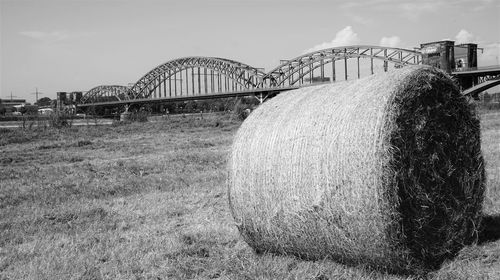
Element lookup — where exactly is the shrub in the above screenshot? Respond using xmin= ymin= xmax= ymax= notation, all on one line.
xmin=49 ymin=113 xmax=72 ymax=129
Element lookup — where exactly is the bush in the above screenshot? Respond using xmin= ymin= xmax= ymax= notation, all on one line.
xmin=125 ymin=110 xmax=149 ymax=122
xmin=49 ymin=113 xmax=72 ymax=129
xmin=233 ymin=99 xmax=254 ymax=121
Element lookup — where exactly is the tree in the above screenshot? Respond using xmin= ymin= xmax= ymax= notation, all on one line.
xmin=37 ymin=97 xmax=52 ymax=106
xmin=17 ymin=105 xmax=36 ymax=115
xmin=483 ymin=92 xmax=491 ymax=103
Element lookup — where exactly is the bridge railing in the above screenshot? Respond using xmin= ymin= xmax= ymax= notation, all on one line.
xmin=453 ymin=65 xmax=500 ymax=73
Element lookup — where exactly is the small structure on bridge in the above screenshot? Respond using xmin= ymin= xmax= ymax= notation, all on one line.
xmin=420 ymin=40 xmax=457 ymax=73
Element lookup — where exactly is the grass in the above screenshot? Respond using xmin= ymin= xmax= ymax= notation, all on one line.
xmin=0 ymin=111 xmax=499 ymax=279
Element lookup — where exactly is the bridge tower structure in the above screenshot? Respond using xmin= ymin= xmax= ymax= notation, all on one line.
xmin=420 ymin=40 xmax=456 ymax=73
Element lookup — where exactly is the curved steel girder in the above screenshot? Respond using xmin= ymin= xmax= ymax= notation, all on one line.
xmin=80 ymin=85 xmax=132 ymax=104
xmin=462 ymin=77 xmax=500 ymax=97
xmin=130 ymin=57 xmax=266 ymax=99
xmin=146 ymin=65 xmax=249 ymax=97
xmin=478 ymin=74 xmax=500 ymax=83
xmin=263 ymin=45 xmax=423 ymax=87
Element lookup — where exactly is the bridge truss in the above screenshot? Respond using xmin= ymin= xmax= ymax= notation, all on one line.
xmin=80 ymin=85 xmax=132 ymax=104
xmin=79 ymin=46 xmax=427 ymax=106
xmin=263 ymin=46 xmax=423 ymax=87
xmin=129 ymin=57 xmax=266 ymax=99
xmin=477 ymin=73 xmax=500 ymax=84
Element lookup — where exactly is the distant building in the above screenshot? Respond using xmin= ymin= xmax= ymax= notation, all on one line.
xmin=0 ymin=98 xmax=27 ymax=115
xmin=0 ymin=98 xmax=26 ymax=106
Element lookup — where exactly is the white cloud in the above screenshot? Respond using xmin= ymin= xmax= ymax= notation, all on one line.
xmin=379 ymin=36 xmax=402 ymax=48
xmin=478 ymin=42 xmax=500 ymax=66
xmin=467 ymin=0 xmax=495 ymax=11
xmin=304 ymin=26 xmax=361 ymax=54
xmin=339 ymin=2 xmax=362 ymax=9
xmin=340 ymin=0 xmax=495 ymax=16
xmin=398 ymin=2 xmax=442 ymax=21
xmin=455 ymin=29 xmax=476 ymax=44
xmin=350 ymin=15 xmax=372 ymax=25
xmin=19 ymin=30 xmax=95 ymax=52
xmin=20 ymin=31 xmax=70 ymax=42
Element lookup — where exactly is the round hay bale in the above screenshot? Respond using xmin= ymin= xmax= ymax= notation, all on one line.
xmin=228 ymin=66 xmax=485 ymax=273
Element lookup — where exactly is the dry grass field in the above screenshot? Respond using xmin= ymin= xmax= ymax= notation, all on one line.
xmin=1 ymin=111 xmax=499 ymax=280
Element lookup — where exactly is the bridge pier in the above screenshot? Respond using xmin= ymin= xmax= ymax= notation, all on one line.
xmin=456 ymin=75 xmax=479 ymax=91
xmin=254 ymin=93 xmax=268 ymax=104
xmin=120 ymin=105 xmax=131 ymax=121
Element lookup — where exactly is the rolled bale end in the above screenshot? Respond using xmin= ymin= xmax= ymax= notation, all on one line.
xmin=227 ymin=66 xmax=485 ymax=274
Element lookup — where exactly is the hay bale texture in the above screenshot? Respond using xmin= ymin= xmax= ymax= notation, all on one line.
xmin=228 ymin=66 xmax=485 ymax=273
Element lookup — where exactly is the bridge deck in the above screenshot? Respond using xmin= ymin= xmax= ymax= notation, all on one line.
xmin=77 ymin=86 xmax=299 ymax=107
xmin=452 ymin=65 xmax=500 ymax=76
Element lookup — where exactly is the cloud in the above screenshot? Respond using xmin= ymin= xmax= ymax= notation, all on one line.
xmin=304 ymin=26 xmax=361 ymax=54
xmin=398 ymin=2 xmax=442 ymax=21
xmin=379 ymin=36 xmax=402 ymax=48
xmin=350 ymin=15 xmax=372 ymax=25
xmin=339 ymin=2 xmax=362 ymax=9
xmin=340 ymin=0 xmax=443 ymax=20
xmin=20 ymin=31 xmax=70 ymax=42
xmin=19 ymin=31 xmax=95 ymax=47
xmin=466 ymin=0 xmax=495 ymax=11
xmin=478 ymin=42 xmax=500 ymax=66
xmin=455 ymin=29 xmax=476 ymax=44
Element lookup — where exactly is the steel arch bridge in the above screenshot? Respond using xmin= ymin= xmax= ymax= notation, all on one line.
xmin=80 ymin=85 xmax=132 ymax=104
xmin=262 ymin=46 xmax=422 ymax=87
xmin=79 ymin=46 xmax=426 ymax=106
xmin=130 ymin=57 xmax=267 ymax=99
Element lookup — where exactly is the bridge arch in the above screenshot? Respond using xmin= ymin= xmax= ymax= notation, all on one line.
xmin=130 ymin=57 xmax=266 ymax=99
xmin=262 ymin=46 xmax=423 ymax=87
xmin=462 ymin=77 xmax=500 ymax=97
xmin=80 ymin=85 xmax=132 ymax=104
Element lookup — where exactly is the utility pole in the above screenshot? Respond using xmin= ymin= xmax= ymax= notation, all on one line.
xmin=10 ymin=92 xmax=18 ymax=101
xmin=31 ymin=88 xmax=44 ymax=105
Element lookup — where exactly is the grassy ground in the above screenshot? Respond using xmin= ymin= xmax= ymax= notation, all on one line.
xmin=0 ymin=111 xmax=499 ymax=280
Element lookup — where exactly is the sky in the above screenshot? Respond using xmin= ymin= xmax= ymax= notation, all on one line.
xmin=1 ymin=0 xmax=499 ymax=103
